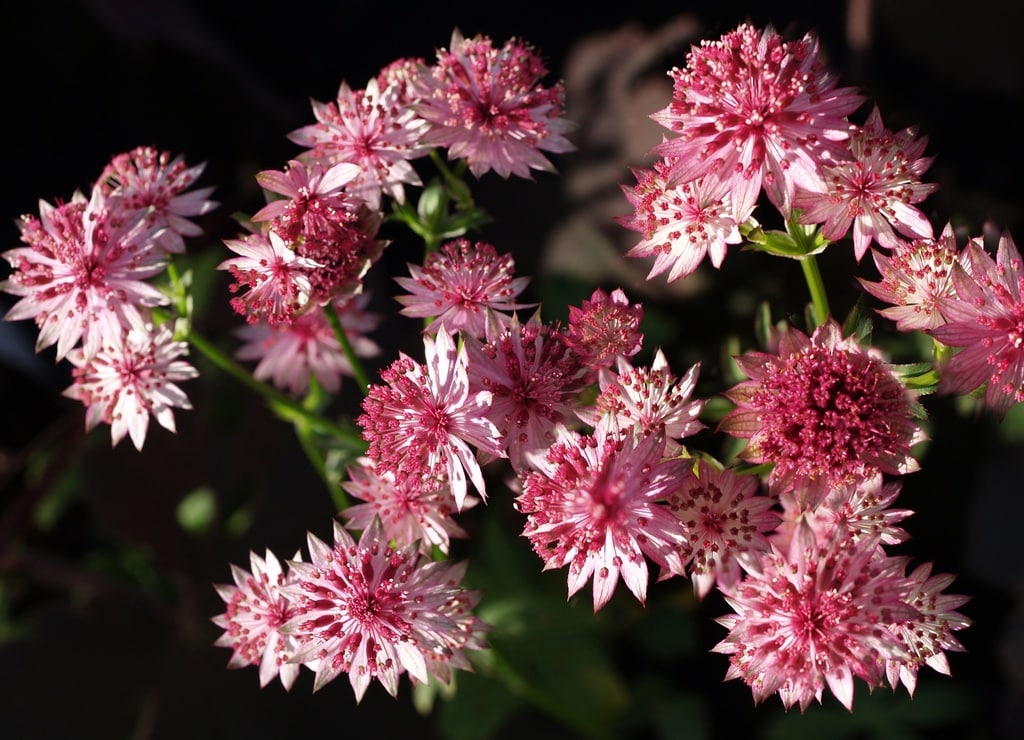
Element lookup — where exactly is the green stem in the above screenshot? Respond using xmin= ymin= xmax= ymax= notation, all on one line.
xmin=323 ymin=301 xmax=372 ymax=395
xmin=799 ymin=254 xmax=830 ymax=328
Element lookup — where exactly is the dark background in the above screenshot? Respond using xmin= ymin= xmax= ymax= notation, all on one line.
xmin=1 ymin=1 xmax=1023 ymax=738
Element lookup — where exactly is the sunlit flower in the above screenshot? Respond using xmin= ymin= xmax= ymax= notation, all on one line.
xmin=341 ymin=456 xmax=473 ymax=556
xmin=516 ymin=428 xmax=691 ymax=612
xmin=666 ymin=460 xmax=777 ymax=599
xmin=795 ymin=106 xmax=936 ymax=261
xmin=394 ymin=238 xmax=532 ymax=338
xmin=465 ymin=311 xmax=589 ymax=473
xmin=358 ymin=326 xmax=505 ymax=509
xmin=289 ymin=77 xmax=430 ymax=209
xmin=885 ymin=562 xmax=972 ymax=697
xmin=280 ymin=517 xmax=488 ymax=700
xmin=930 ymin=230 xmax=1024 ymax=416
xmin=62 ymin=322 xmax=198 ymax=450
xmin=212 ymin=549 xmax=304 ymax=691
xmin=859 ymin=223 xmax=959 ymax=332
xmin=219 ymin=229 xmax=320 ymax=326
xmin=234 ymin=293 xmax=381 ymax=395
xmin=617 ymin=159 xmax=749 ymax=282
xmin=2 ymin=188 xmax=169 ymax=360
xmin=713 ymin=522 xmax=918 ymax=711
xmin=411 ymin=28 xmax=575 ymax=179
xmin=581 ymin=348 xmax=705 ymax=458
xmin=652 ymin=23 xmax=862 ymax=218
xmin=719 ymin=318 xmax=924 ymax=505
xmin=98 ymin=145 xmax=218 ymax=254
xmin=565 ymin=287 xmax=644 ymax=371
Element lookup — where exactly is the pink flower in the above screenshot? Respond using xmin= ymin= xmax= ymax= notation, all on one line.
xmin=465 ymin=311 xmax=590 ymax=473
xmin=666 ymin=460 xmax=778 ymax=599
xmin=2 ymin=188 xmax=169 ymax=360
xmin=341 ymin=457 xmax=473 ymax=556
xmin=795 ymin=105 xmax=937 ymax=261
xmin=62 ymin=322 xmax=197 ymax=450
xmin=219 ymin=229 xmax=320 ymax=326
xmin=280 ymin=517 xmax=488 ymax=700
xmin=617 ymin=159 xmax=749 ymax=283
xmin=719 ymin=318 xmax=924 ymax=505
xmin=358 ymin=326 xmax=505 ymax=509
xmin=581 ymin=348 xmax=705 ymax=458
xmin=713 ymin=522 xmax=919 ymax=711
xmin=885 ymin=562 xmax=971 ymax=696
xmin=859 ymin=223 xmax=959 ymax=332
xmin=516 ymin=428 xmax=691 ymax=612
xmin=652 ymin=23 xmax=863 ymax=218
xmin=212 ymin=549 xmax=304 ymax=691
xmin=394 ymin=238 xmax=532 ymax=338
xmin=930 ymin=231 xmax=1024 ymax=416
xmin=234 ymin=293 xmax=381 ymax=395
xmin=411 ymin=28 xmax=575 ymax=179
xmin=565 ymin=288 xmax=644 ymax=371
xmin=288 ymin=77 xmax=430 ymax=209
xmin=98 ymin=145 xmax=218 ymax=254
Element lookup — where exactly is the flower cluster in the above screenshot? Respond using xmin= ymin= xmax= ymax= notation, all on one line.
xmin=4 ymin=21 xmax=992 ymax=719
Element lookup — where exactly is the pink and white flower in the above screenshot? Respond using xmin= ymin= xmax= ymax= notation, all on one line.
xmin=565 ymin=287 xmax=644 ymax=372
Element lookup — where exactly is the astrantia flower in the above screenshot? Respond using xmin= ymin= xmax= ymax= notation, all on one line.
xmin=219 ymin=229 xmax=320 ymax=326
xmin=465 ymin=311 xmax=590 ymax=473
xmin=713 ymin=522 xmax=918 ymax=711
xmin=581 ymin=348 xmax=705 ymax=458
xmin=341 ymin=457 xmax=473 ymax=556
xmin=885 ymin=562 xmax=971 ymax=696
xmin=411 ymin=28 xmax=575 ymax=179
xmin=719 ymin=318 xmax=924 ymax=505
xmin=62 ymin=322 xmax=198 ymax=450
xmin=234 ymin=293 xmax=381 ymax=395
xmin=795 ymin=105 xmax=937 ymax=261
xmin=652 ymin=23 xmax=863 ymax=218
xmin=859 ymin=223 xmax=959 ymax=332
xmin=516 ymin=428 xmax=691 ymax=611
xmin=2 ymin=188 xmax=169 ymax=360
xmin=212 ymin=549 xmax=304 ymax=691
xmin=666 ymin=460 xmax=778 ymax=599
xmin=565 ymin=288 xmax=644 ymax=371
xmin=98 ymin=145 xmax=218 ymax=254
xmin=280 ymin=517 xmax=488 ymax=700
xmin=288 ymin=77 xmax=430 ymax=209
xmin=930 ymin=231 xmax=1024 ymax=416
xmin=617 ymin=159 xmax=749 ymax=283
xmin=358 ymin=326 xmax=505 ymax=509
xmin=394 ymin=238 xmax=532 ymax=338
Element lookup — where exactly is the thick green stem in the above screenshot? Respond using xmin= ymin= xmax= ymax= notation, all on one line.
xmin=323 ymin=301 xmax=372 ymax=395
xmin=799 ymin=254 xmax=830 ymax=328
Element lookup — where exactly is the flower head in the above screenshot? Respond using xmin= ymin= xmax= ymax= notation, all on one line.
xmin=394 ymin=238 xmax=532 ymax=338
xmin=859 ymin=223 xmax=959 ymax=332
xmin=2 ymin=187 xmax=169 ymax=360
xmin=795 ymin=105 xmax=936 ymax=261
xmin=714 ymin=523 xmax=918 ymax=711
xmin=719 ymin=318 xmax=924 ymax=505
xmin=97 ymin=145 xmax=218 ymax=254
xmin=280 ymin=517 xmax=488 ymax=700
xmin=411 ymin=28 xmax=575 ymax=179
xmin=930 ymin=231 xmax=1024 ymax=416
xmin=565 ymin=288 xmax=644 ymax=371
xmin=62 ymin=322 xmax=197 ymax=450
xmin=358 ymin=326 xmax=505 ymax=509
xmin=666 ymin=460 xmax=778 ymax=599
xmin=652 ymin=23 xmax=863 ymax=218
xmin=212 ymin=549 xmax=304 ymax=691
xmin=465 ymin=311 xmax=590 ymax=473
xmin=516 ymin=428 xmax=691 ymax=611
xmin=617 ymin=160 xmax=749 ymax=283
xmin=288 ymin=77 xmax=430 ymax=209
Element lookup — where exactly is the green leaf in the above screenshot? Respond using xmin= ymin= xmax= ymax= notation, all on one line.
xmin=175 ymin=486 xmax=217 ymax=535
